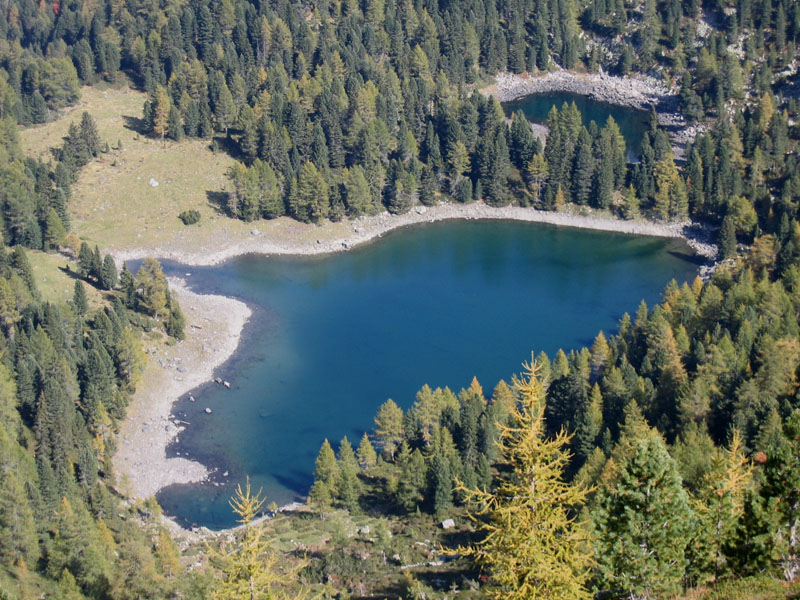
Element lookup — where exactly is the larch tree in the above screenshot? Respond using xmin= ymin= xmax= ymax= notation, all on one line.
xmin=455 ymin=361 xmax=592 ymax=599
xmin=290 ymin=161 xmax=329 ymax=224
xmin=135 ymin=258 xmax=169 ymax=319
xmin=208 ymin=478 xmax=305 ymax=600
xmin=357 ymin=433 xmax=377 ymax=469
xmin=374 ymin=399 xmax=404 ymax=459
xmin=309 ymin=439 xmax=339 ymax=509
xmin=689 ymin=429 xmax=752 ymax=584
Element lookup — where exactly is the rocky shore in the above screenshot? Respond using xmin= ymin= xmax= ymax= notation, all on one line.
xmin=114 ymin=279 xmax=251 ymax=502
xmin=114 ymin=202 xmax=716 ymax=267
xmin=491 ymin=70 xmax=674 ymax=110
xmin=488 ymin=70 xmax=699 ymax=158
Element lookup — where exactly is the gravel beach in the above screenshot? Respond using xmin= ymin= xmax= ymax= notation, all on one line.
xmin=114 ymin=279 xmax=251 ymax=501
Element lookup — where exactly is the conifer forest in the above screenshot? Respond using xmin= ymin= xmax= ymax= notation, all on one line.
xmin=3 ymin=0 xmax=800 ymax=596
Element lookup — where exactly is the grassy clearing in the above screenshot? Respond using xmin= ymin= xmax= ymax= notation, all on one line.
xmin=681 ymin=576 xmax=800 ymax=600
xmin=26 ymin=249 xmax=106 ymax=308
xmin=19 ymin=82 xmax=242 ymax=255
xmin=19 ymin=82 xmax=359 ymax=262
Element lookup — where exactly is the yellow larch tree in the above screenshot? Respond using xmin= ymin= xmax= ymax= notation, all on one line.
xmin=456 ymin=360 xmax=592 ymax=599
xmin=208 ymin=478 xmax=306 ymax=600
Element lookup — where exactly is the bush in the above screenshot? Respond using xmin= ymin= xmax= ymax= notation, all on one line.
xmin=178 ymin=209 xmax=201 ymax=225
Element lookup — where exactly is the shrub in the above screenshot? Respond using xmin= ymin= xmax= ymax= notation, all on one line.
xmin=178 ymin=209 xmax=201 ymax=225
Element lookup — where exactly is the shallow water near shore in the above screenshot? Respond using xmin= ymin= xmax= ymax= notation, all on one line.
xmin=502 ymin=91 xmax=650 ymax=159
xmin=155 ymin=220 xmax=698 ymax=529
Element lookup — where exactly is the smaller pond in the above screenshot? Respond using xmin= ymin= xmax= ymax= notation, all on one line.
xmin=502 ymin=91 xmax=651 ymax=160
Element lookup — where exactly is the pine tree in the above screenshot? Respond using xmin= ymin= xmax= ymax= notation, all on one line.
xmin=79 ymin=112 xmax=100 ymax=157
xmin=456 ymin=361 xmax=592 ymax=599
xmin=396 ymin=443 xmax=427 ymax=512
xmin=120 ymin=264 xmax=136 ymax=308
xmin=429 ymin=451 xmax=453 ymax=516
xmin=44 ymin=208 xmax=67 ymax=251
xmin=336 ymin=436 xmax=361 ymax=510
xmin=592 ymin=430 xmax=694 ymax=598
xmin=78 ymin=243 xmax=94 ymax=278
xmin=167 ymin=105 xmax=183 ymax=141
xmin=572 ymin=128 xmax=594 ymax=205
xmin=575 ymin=384 xmax=604 ymax=464
xmin=165 ymin=291 xmax=186 ymax=340
xmin=72 ymin=280 xmax=88 ymax=317
xmin=720 ymin=215 xmax=737 ymax=259
xmin=100 ymin=255 xmax=117 ymax=290
xmin=214 ymin=83 xmax=237 ymax=136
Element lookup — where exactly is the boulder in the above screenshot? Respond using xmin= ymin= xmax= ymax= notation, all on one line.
xmin=441 ymin=518 xmax=455 ymax=530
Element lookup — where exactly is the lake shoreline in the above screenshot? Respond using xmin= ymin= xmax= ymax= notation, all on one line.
xmin=484 ymin=70 xmax=699 ymax=157
xmin=113 ymin=204 xmax=717 ymax=535
xmin=113 ymin=203 xmax=718 ymax=266
xmin=114 ymin=279 xmax=251 ymax=521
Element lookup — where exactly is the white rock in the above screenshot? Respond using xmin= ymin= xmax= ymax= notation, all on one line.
xmin=148 ymin=178 xmax=159 ymax=187
xmin=204 ymin=408 xmax=212 ymax=414
xmin=441 ymin=518 xmax=455 ymax=530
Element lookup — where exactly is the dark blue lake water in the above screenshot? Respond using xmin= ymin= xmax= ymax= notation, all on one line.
xmin=154 ymin=220 xmax=698 ymax=529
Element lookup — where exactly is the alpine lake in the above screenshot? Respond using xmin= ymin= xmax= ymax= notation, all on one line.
xmin=155 ymin=94 xmax=691 ymax=529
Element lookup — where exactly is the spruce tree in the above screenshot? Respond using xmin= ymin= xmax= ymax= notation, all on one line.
xmin=100 ymin=255 xmax=117 ymax=290
xmin=336 ymin=437 xmax=361 ymax=510
xmin=592 ymin=431 xmax=694 ymax=598
xmin=720 ymin=215 xmax=737 ymax=259
xmin=72 ymin=280 xmax=88 ymax=317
